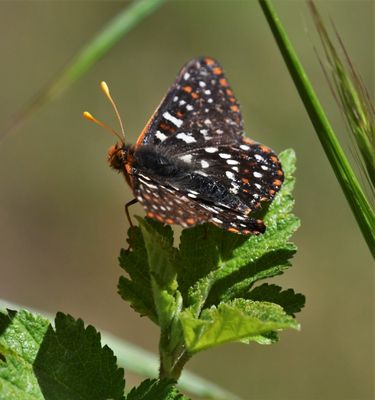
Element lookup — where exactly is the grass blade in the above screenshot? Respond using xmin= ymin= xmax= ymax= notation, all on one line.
xmin=259 ymin=0 xmax=375 ymax=258
xmin=1 ymin=0 xmax=166 ymax=140
xmin=308 ymin=0 xmax=375 ymax=199
xmin=0 ymin=299 xmax=242 ymax=400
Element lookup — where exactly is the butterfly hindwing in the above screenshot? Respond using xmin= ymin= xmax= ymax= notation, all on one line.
xmin=132 ymin=173 xmax=265 ymax=235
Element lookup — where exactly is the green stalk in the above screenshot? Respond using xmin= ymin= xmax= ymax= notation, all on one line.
xmin=1 ymin=0 xmax=166 ymax=139
xmin=259 ymin=0 xmax=375 ymax=258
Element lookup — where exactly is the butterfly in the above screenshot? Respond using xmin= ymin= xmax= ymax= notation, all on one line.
xmin=85 ymin=57 xmax=284 ymax=235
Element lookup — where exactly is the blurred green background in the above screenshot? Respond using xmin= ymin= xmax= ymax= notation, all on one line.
xmin=0 ymin=1 xmax=373 ymax=399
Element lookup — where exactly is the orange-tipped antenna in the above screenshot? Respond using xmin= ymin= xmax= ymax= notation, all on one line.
xmin=100 ymin=81 xmax=126 ymax=141
xmin=83 ymin=111 xmax=125 ymax=144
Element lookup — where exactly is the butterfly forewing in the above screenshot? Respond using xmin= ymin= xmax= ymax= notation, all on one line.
xmin=136 ymin=57 xmax=243 ymax=149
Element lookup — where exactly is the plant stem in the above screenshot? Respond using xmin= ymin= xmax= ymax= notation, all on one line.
xmin=259 ymin=0 xmax=375 ymax=258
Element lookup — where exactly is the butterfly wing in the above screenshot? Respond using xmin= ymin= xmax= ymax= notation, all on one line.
xmin=132 ymin=174 xmax=265 ymax=235
xmin=135 ymin=57 xmax=243 ymax=149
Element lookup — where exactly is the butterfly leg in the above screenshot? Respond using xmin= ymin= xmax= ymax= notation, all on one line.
xmin=125 ymin=198 xmax=138 ymax=228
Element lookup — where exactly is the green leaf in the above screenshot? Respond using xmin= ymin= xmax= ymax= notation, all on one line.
xmin=246 ymin=284 xmax=305 ymax=317
xmin=33 ymin=312 xmax=125 ymax=400
xmin=137 ymin=218 xmax=182 ymax=330
xmin=138 ymin=218 xmax=177 ymax=289
xmin=191 ymin=149 xmax=300 ymax=308
xmin=0 ymin=310 xmax=49 ymax=399
xmin=179 ymin=299 xmax=299 ymax=354
xmin=118 ymin=226 xmax=157 ymax=323
xmin=126 ymin=379 xmax=189 ymax=400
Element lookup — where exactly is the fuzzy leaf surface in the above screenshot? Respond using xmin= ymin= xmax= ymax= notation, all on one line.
xmin=179 ymin=299 xmax=299 ymax=353
xmin=0 ymin=310 xmax=49 ymax=399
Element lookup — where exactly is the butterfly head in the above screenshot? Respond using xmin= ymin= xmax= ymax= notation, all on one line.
xmin=107 ymin=143 xmax=129 ymax=171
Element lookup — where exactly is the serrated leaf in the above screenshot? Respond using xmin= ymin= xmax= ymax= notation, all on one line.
xmin=126 ymin=379 xmax=189 ymax=400
xmin=246 ymin=283 xmax=305 ymax=316
xmin=118 ymin=226 xmax=157 ymax=323
xmin=0 ymin=310 xmax=49 ymax=399
xmin=33 ymin=312 xmax=125 ymax=400
xmin=179 ymin=299 xmax=298 ymax=354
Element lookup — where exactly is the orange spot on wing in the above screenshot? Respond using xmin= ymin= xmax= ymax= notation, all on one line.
xmin=147 ymin=212 xmax=155 ymax=218
xmin=242 ymin=229 xmax=251 ymax=235
xmin=270 ymin=155 xmax=278 ymax=163
xmin=273 ymin=179 xmax=282 ymax=187
xmin=191 ymin=92 xmax=199 ymax=99
xmin=230 ymin=105 xmax=239 ymax=112
xmin=213 ymin=67 xmax=222 ymax=75
xmin=259 ymin=145 xmax=271 ymax=153
xmin=242 ymin=178 xmax=249 ymax=184
xmin=227 ymin=227 xmax=240 ymax=234
xmin=186 ymin=218 xmax=195 ymax=225
xmin=243 ymin=137 xmax=255 ymax=144
xmin=205 ymin=58 xmax=215 ymax=65
xmin=269 ymin=189 xmax=276 ymax=195
xmin=183 ymin=85 xmax=192 ymax=93
xmin=176 ymin=111 xmax=184 ymax=117
xmin=219 ymin=78 xmax=228 ymax=86
xmin=229 ymin=97 xmax=236 ymax=103
xmin=226 ymin=89 xmax=233 ymax=96
xmin=155 ymin=214 xmax=164 ymax=222
xmin=165 ymin=218 xmax=174 ymax=225
xmin=277 ymin=169 xmax=283 ymax=176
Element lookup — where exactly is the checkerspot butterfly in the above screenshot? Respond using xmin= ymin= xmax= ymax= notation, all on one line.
xmin=84 ymin=57 xmax=284 ymax=235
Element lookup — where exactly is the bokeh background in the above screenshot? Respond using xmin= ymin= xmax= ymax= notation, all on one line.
xmin=0 ymin=1 xmax=373 ymax=399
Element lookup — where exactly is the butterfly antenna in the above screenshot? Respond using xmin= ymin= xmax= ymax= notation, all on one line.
xmin=82 ymin=111 xmax=125 ymax=144
xmin=100 ymin=81 xmax=126 ymax=142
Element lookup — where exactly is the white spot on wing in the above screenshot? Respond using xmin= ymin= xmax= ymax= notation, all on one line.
xmin=179 ymin=154 xmax=192 ymax=163
xmin=186 ymin=104 xmax=193 ymax=111
xmin=261 ymin=165 xmax=269 ymax=170
xmin=255 ymin=154 xmax=265 ymax=161
xmin=255 ymin=183 xmax=262 ymax=189
xmin=229 ymin=182 xmax=240 ymax=194
xmin=212 ymin=217 xmax=223 ymax=224
xmin=184 ymin=72 xmax=190 ymax=80
xmin=155 ymin=130 xmax=167 ymax=142
xmin=219 ymin=153 xmax=231 ymax=159
xmin=199 ymin=81 xmax=206 ymax=87
xmin=201 ymin=160 xmax=209 ymax=168
xmin=226 ymin=171 xmax=235 ymax=180
xmin=253 ymin=172 xmax=262 ymax=178
xmin=232 ymin=166 xmax=239 ymax=172
xmin=176 ymin=132 xmax=196 ymax=143
xmin=240 ymin=144 xmax=250 ymax=151
xmin=227 ymin=159 xmax=239 ymax=165
xmin=205 ymin=147 xmax=218 ymax=153
xmin=163 ymin=111 xmax=183 ymax=127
